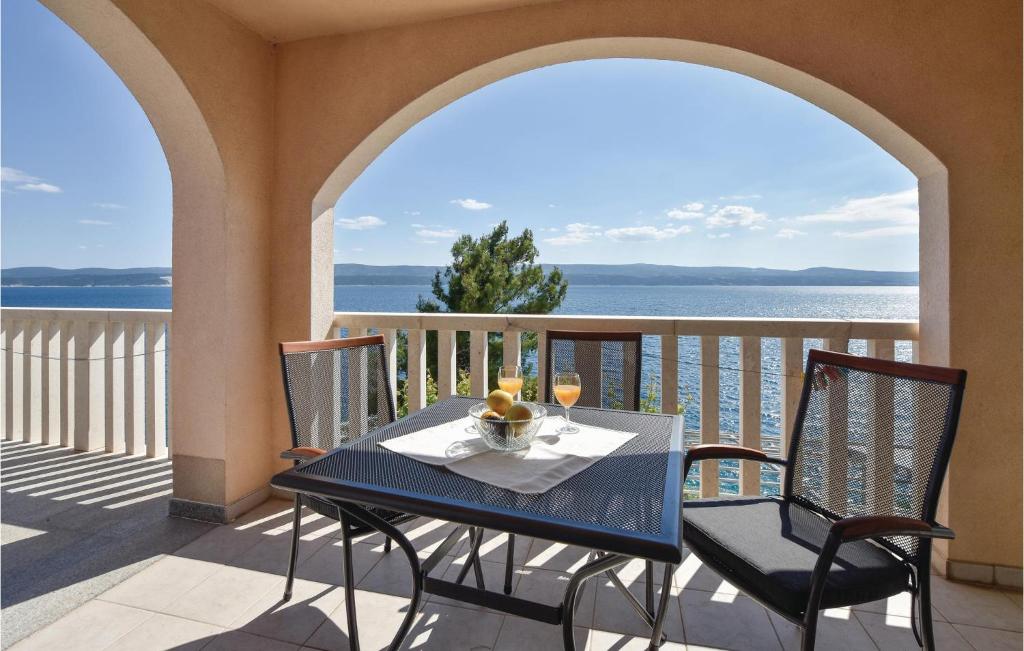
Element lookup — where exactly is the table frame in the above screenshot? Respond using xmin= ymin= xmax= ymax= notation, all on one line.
xmin=272 ymin=399 xmax=685 ymax=650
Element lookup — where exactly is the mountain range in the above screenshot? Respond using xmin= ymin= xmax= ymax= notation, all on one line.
xmin=1 ymin=264 xmax=918 ymax=287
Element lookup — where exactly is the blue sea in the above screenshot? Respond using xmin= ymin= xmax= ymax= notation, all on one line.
xmin=2 ymin=284 xmax=917 ymax=494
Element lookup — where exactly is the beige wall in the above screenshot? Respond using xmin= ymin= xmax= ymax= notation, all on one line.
xmin=44 ymin=0 xmax=1022 ymax=567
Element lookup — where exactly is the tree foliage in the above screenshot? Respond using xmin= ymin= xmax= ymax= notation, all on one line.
xmin=396 ymin=222 xmax=567 ymax=412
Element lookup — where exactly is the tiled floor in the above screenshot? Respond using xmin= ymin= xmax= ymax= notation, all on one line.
xmin=6 ymin=496 xmax=1022 ymax=651
xmin=0 ymin=441 xmax=215 ymax=647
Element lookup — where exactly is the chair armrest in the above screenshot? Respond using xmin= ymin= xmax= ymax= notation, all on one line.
xmin=280 ymin=446 xmax=327 ymax=461
xmin=683 ymin=444 xmax=786 ymax=479
xmin=830 ymin=515 xmax=956 ymax=543
xmin=803 ymin=515 xmax=955 ymax=617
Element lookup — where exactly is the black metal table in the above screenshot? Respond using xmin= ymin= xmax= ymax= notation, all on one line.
xmin=271 ymin=396 xmax=684 ymax=650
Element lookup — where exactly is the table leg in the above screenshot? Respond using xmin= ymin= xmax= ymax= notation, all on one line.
xmin=647 ymin=563 xmax=677 ymax=650
xmin=562 ymin=553 xmax=631 ymax=651
xmin=341 ymin=503 xmax=423 ymax=651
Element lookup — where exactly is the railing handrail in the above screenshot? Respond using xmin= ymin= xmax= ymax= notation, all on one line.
xmin=333 ymin=311 xmax=918 ymax=340
xmin=1 ymin=307 xmax=172 ymax=324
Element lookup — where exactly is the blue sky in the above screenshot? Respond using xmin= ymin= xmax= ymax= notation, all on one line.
xmin=2 ymin=0 xmax=919 ymax=271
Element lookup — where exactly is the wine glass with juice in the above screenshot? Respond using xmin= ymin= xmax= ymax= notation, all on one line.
xmin=497 ymin=365 xmax=523 ymax=397
xmin=553 ymin=372 xmax=581 ymax=434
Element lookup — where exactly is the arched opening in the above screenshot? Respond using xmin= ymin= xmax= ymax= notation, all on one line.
xmin=312 ymin=37 xmax=949 ymax=369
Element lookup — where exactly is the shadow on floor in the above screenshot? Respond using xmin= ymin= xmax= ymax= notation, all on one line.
xmin=0 ymin=440 xmax=215 ymax=648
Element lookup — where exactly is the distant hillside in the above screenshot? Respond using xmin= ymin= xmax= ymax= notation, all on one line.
xmin=1 ymin=264 xmax=919 ymax=287
xmin=332 ymin=263 xmax=918 ymax=286
xmin=1 ymin=267 xmax=172 ymax=287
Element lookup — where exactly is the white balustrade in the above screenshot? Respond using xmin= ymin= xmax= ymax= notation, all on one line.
xmin=333 ymin=311 xmax=919 ymax=498
xmin=0 ymin=308 xmax=172 ymax=458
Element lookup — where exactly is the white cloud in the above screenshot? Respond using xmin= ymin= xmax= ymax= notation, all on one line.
xmin=18 ymin=182 xmax=62 ymax=193
xmin=793 ymin=189 xmax=918 ymax=224
xmin=543 ymin=223 xmax=601 ymax=246
xmin=667 ymin=209 xmax=704 ymax=221
xmin=604 ymin=225 xmax=692 ymax=242
xmin=78 ymin=219 xmax=113 ymax=226
xmin=78 ymin=245 xmax=87 ymax=250
xmin=451 ymin=198 xmax=492 ymax=210
xmin=336 ymin=215 xmax=386 ymax=230
xmin=775 ymin=228 xmax=807 ymax=239
xmin=410 ymin=223 xmax=425 ymax=228
xmin=1 ymin=167 xmax=38 ymax=183
xmin=705 ymin=205 xmax=768 ymax=229
xmin=832 ymin=225 xmax=919 ymax=239
xmin=706 ymin=233 xmax=732 ymax=239
xmin=719 ymin=193 xmax=762 ymax=200
xmin=351 ymin=247 xmax=365 ymax=252
xmin=416 ymin=227 xmax=459 ymax=240
xmin=404 ymin=210 xmax=421 ymax=216
xmin=92 ymin=202 xmax=124 ymax=210
xmin=1 ymin=168 xmax=62 ymax=193
xmin=547 ymin=204 xmax=557 ymax=208
xmin=684 ymin=202 xmax=704 ymax=211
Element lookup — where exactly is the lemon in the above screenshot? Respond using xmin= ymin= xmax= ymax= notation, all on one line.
xmin=504 ymin=402 xmax=534 ymax=436
xmin=486 ymin=389 xmax=514 ymax=416
xmin=480 ymin=410 xmax=502 ymax=421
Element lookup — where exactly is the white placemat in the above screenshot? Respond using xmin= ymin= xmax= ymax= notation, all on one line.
xmin=378 ymin=415 xmax=637 ymax=494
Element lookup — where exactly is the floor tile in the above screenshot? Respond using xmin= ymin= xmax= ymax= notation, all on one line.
xmin=161 ymin=565 xmax=283 ymax=627
xmin=493 ymin=616 xmax=589 ymax=650
xmin=204 ymin=630 xmax=303 ymax=651
xmin=357 ymin=541 xmax=428 ymax=598
xmin=514 ymin=567 xmax=597 ymax=628
xmin=671 ymin=550 xmax=735 ymax=593
xmin=233 ymin=529 xmax=331 ymax=577
xmin=854 ymin=611 xmax=972 ymax=650
xmin=232 ymin=578 xmax=345 ymax=645
xmin=105 ymin=612 xmax=225 ymax=650
xmin=400 ymin=602 xmax=505 ymax=649
xmin=586 ymin=628 xmax=686 ymax=650
xmin=97 ymin=554 xmax=221 ymax=611
xmin=9 ymin=600 xmax=151 ymax=651
xmin=680 ymin=589 xmax=782 ymax=651
xmin=769 ymin=609 xmax=876 ymax=650
xmin=305 ymin=589 xmax=417 ymax=650
xmin=931 ymin=578 xmax=1024 ymax=631
xmin=592 ymin=580 xmax=684 ymax=643
xmin=850 ymin=590 xmax=946 ymax=622
xmin=524 ymin=538 xmax=594 ymax=573
xmin=173 ymin=522 xmax=265 ymax=565
xmin=296 ymin=539 xmax=382 ymax=587
xmin=953 ymin=622 xmax=1024 ymax=650
xmin=429 ymin=559 xmax=511 ymax=610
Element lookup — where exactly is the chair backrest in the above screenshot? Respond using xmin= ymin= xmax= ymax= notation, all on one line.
xmin=785 ymin=349 xmax=966 ymax=562
xmin=279 ymin=335 xmax=395 ymax=451
xmin=545 ymin=330 xmax=643 ymax=410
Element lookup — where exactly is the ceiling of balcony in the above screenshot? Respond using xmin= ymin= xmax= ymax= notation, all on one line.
xmin=205 ymin=0 xmax=557 ymax=43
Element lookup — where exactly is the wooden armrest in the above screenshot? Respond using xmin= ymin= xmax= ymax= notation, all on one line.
xmin=830 ymin=515 xmax=955 ymax=542
xmin=280 ymin=446 xmax=327 ymax=461
xmin=683 ymin=444 xmax=785 ymax=479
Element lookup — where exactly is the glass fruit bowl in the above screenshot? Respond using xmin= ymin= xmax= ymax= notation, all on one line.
xmin=468 ymin=402 xmax=547 ymax=452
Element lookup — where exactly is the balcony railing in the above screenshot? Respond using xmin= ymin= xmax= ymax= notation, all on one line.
xmin=333 ymin=311 xmax=919 ymax=497
xmin=1 ymin=308 xmax=171 ymax=458
xmin=0 ymin=307 xmax=918 ymax=497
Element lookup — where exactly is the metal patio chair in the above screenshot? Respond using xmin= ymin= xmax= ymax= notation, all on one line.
xmin=499 ymin=330 xmax=647 ymax=596
xmin=278 ymin=335 xmax=482 ymax=648
xmin=682 ymin=349 xmax=966 ymax=650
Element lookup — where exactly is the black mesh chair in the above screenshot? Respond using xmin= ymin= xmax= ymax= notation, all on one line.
xmin=278 ymin=335 xmax=418 ymax=645
xmin=498 ymin=331 xmax=646 ymax=596
xmin=545 ymin=330 xmax=644 ymax=410
xmin=683 ymin=349 xmax=966 ymax=650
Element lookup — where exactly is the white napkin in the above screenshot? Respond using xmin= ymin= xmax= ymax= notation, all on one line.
xmin=379 ymin=415 xmax=638 ymax=494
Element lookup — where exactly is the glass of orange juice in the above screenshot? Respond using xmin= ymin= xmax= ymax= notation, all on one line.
xmin=497 ymin=365 xmax=523 ymax=397
xmin=553 ymin=372 xmax=581 ymax=434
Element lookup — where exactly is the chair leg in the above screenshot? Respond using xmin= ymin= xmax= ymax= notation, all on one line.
xmin=283 ymin=495 xmax=302 ymax=601
xmin=645 ymin=560 xmax=655 ymax=616
xmin=800 ymin=609 xmax=818 ymax=651
xmin=337 ymin=508 xmax=361 ymax=651
xmin=918 ymin=572 xmax=936 ymax=650
xmin=384 ymin=537 xmax=393 ymax=554
xmin=504 ymin=533 xmax=516 ymax=595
